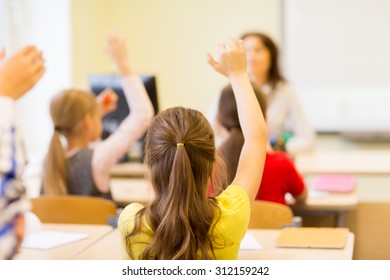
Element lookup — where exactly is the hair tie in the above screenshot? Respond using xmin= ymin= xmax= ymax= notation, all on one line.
xmin=54 ymin=126 xmax=62 ymax=132
xmin=177 ymin=143 xmax=184 ymax=146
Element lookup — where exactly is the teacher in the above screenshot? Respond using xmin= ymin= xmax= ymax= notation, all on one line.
xmin=210 ymin=32 xmax=315 ymax=155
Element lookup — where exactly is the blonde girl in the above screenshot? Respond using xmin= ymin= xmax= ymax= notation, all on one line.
xmin=42 ymin=33 xmax=153 ymax=197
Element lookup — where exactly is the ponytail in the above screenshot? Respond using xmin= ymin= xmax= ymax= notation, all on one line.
xmin=148 ymin=144 xmax=203 ymax=259
xmin=42 ymin=130 xmax=68 ymax=195
xmin=42 ymin=89 xmax=98 ymax=195
xmin=126 ymin=107 xmax=221 ymax=260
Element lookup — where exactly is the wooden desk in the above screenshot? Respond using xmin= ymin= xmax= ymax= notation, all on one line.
xmin=296 ymin=150 xmax=390 ymax=175
xmin=73 ymin=229 xmax=354 ymax=260
xmin=111 ymin=178 xmax=154 ymax=206
xmin=110 ymin=162 xmax=146 ymax=178
xmin=16 ymin=224 xmax=113 ymax=260
xmin=287 ymin=190 xmax=358 ymax=227
xmin=74 ymin=228 xmax=122 ymax=260
xmin=239 ymin=229 xmax=354 ymax=260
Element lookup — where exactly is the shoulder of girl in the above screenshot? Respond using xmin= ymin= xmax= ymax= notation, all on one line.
xmin=218 ymin=184 xmax=247 ymax=201
xmin=216 ymin=185 xmax=250 ymax=215
xmin=118 ymin=203 xmax=145 ymax=231
xmin=120 ymin=203 xmax=145 ymax=218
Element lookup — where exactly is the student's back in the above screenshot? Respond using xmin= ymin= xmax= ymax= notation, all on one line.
xmin=119 ymin=109 xmax=250 ymax=258
xmin=119 ymin=39 xmax=268 ymax=260
xmin=257 ymin=151 xmax=305 ymax=205
xmin=66 ymin=149 xmax=111 ymax=199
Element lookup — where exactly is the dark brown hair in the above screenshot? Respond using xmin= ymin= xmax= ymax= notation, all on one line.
xmin=218 ymin=84 xmax=267 ymax=184
xmin=241 ymin=32 xmax=285 ymax=89
xmin=126 ymin=107 xmax=223 ymax=259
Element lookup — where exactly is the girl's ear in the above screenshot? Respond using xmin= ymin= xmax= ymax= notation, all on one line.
xmin=82 ymin=112 xmax=93 ymax=130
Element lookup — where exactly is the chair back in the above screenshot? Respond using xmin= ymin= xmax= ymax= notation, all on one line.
xmin=31 ymin=195 xmax=117 ymax=225
xmin=249 ymin=200 xmax=294 ymax=229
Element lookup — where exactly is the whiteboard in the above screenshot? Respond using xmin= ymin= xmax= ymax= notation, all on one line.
xmin=283 ymin=0 xmax=390 ymax=132
xmin=0 ymin=0 xmax=4 ymax=46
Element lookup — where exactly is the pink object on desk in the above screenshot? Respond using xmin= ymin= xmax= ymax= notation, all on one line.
xmin=312 ymin=175 xmax=356 ymax=192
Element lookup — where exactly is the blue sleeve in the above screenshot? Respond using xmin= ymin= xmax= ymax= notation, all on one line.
xmin=0 ymin=97 xmax=29 ymax=259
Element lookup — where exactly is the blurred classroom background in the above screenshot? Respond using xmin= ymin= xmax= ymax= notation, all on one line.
xmin=2 ymin=0 xmax=390 ymax=259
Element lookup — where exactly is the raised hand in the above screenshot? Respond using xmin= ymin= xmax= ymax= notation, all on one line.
xmin=96 ymin=88 xmax=118 ymax=116
xmin=209 ymin=39 xmax=267 ymax=204
xmin=104 ymin=30 xmax=132 ymax=76
xmin=207 ymin=39 xmax=247 ymax=77
xmin=0 ymin=45 xmax=45 ymax=100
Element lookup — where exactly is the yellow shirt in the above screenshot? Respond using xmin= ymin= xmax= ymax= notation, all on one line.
xmin=118 ymin=185 xmax=250 ymax=259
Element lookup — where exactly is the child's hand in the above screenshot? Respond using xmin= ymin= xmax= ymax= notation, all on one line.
xmin=104 ymin=30 xmax=132 ymax=75
xmin=14 ymin=214 xmax=25 ymax=255
xmin=0 ymin=46 xmax=45 ymax=100
xmin=207 ymin=39 xmax=247 ymax=77
xmin=96 ymin=88 xmax=118 ymax=116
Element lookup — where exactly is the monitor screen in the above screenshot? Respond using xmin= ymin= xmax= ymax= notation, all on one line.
xmin=89 ymin=74 xmax=159 ymax=162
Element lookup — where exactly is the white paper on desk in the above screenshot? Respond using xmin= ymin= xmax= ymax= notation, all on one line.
xmin=286 ymin=191 xmax=329 ymax=201
xmin=239 ymin=232 xmax=262 ymax=250
xmin=308 ymin=190 xmax=330 ymax=199
xmin=22 ymin=231 xmax=89 ymax=250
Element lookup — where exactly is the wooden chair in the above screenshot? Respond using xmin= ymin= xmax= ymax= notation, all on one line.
xmin=249 ymin=200 xmax=294 ymax=229
xmin=31 ymin=195 xmax=117 ymax=225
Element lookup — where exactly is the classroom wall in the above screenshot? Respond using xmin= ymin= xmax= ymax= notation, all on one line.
xmin=0 ymin=0 xmax=5 ymax=44
xmin=71 ymin=0 xmax=282 ymax=114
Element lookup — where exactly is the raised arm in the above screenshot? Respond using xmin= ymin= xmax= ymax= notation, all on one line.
xmin=0 ymin=46 xmax=45 ymax=100
xmin=208 ymin=39 xmax=267 ymax=203
xmin=0 ymin=45 xmax=45 ymax=177
xmin=92 ymin=32 xmax=154 ymax=193
xmin=0 ymin=45 xmax=45 ymax=259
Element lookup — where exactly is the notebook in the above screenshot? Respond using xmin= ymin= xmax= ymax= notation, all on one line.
xmin=312 ymin=175 xmax=356 ymax=192
xmin=22 ymin=231 xmax=89 ymax=250
xmin=240 ymin=232 xmax=263 ymax=250
xmin=275 ymin=228 xmax=349 ymax=249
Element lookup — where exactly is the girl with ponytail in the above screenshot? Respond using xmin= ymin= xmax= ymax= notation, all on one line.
xmin=42 ymin=32 xmax=154 ymax=197
xmin=118 ymin=39 xmax=268 ymax=259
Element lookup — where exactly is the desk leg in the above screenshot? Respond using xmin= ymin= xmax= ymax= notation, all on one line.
xmin=336 ymin=212 xmax=347 ymax=227
xmin=292 ymin=210 xmax=348 ymax=228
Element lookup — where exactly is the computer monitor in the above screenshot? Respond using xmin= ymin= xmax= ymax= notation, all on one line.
xmin=89 ymin=74 xmax=159 ymax=162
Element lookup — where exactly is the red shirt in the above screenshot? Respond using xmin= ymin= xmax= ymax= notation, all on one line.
xmin=256 ymin=151 xmax=305 ymax=205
